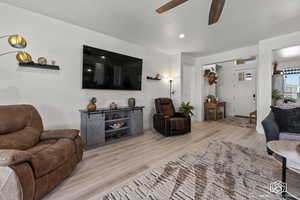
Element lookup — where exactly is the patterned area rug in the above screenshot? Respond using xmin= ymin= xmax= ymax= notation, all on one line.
xmin=217 ymin=116 xmax=256 ymax=129
xmin=101 ymin=141 xmax=284 ymax=200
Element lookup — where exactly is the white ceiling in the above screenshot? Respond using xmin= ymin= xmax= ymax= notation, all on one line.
xmin=2 ymin=0 xmax=300 ymax=56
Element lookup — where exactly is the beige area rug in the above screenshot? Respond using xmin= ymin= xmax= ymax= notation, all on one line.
xmin=217 ymin=116 xmax=256 ymax=129
xmin=101 ymin=141 xmax=290 ymax=200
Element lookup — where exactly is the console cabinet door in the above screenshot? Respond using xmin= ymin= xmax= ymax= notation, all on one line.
xmin=130 ymin=110 xmax=143 ymax=136
xmin=86 ymin=113 xmax=105 ymax=146
xmin=137 ymin=109 xmax=143 ymax=135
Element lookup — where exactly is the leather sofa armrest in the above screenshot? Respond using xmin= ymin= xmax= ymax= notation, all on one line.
xmin=0 ymin=150 xmax=32 ymax=166
xmin=40 ymin=129 xmax=80 ymax=141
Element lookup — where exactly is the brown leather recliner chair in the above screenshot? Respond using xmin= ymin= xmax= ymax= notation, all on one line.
xmin=153 ymin=98 xmax=191 ymax=136
xmin=0 ymin=105 xmax=83 ymax=200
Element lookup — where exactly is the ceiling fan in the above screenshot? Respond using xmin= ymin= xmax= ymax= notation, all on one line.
xmin=156 ymin=0 xmax=226 ymax=25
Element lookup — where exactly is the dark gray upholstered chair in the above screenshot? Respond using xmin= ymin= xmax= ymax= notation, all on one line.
xmin=262 ymin=111 xmax=300 ymax=154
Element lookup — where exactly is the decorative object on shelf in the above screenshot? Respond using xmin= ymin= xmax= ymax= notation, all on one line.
xmin=51 ymin=60 xmax=56 ymax=65
xmin=207 ymin=95 xmax=216 ymax=103
xmin=0 ymin=34 xmax=32 ymax=63
xmin=206 ymin=71 xmax=218 ymax=85
xmin=37 ymin=57 xmax=47 ymax=65
xmin=128 ymin=98 xmax=136 ymax=107
xmin=203 ymin=65 xmax=218 ymax=85
xmin=110 ymin=102 xmax=118 ymax=110
xmin=147 ymin=73 xmax=162 ymax=80
xmin=87 ymin=97 xmax=97 ymax=111
xmin=179 ymin=102 xmax=194 ymax=116
xmin=110 ymin=122 xmax=124 ymax=129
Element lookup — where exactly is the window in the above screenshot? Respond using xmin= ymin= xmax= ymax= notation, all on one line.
xmin=283 ymin=73 xmax=300 ymax=103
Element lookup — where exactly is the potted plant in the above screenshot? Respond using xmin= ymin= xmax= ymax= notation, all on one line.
xmin=179 ymin=102 xmax=194 ymax=116
xmin=284 ymin=97 xmax=297 ymax=104
xmin=87 ymin=97 xmax=97 ymax=111
xmin=272 ymin=89 xmax=283 ymax=106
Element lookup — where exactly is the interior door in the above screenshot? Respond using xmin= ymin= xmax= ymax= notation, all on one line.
xmin=233 ymin=68 xmax=257 ymax=117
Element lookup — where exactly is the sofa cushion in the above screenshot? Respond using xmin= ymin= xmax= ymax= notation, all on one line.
xmin=26 ymin=139 xmax=75 ymax=178
xmin=279 ymin=132 xmax=300 ymax=141
xmin=271 ymin=106 xmax=300 ymax=133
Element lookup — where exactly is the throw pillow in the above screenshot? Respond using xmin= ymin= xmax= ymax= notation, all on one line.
xmin=271 ymin=106 xmax=300 ymax=133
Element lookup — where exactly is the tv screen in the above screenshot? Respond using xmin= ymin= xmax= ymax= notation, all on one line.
xmin=82 ymin=45 xmax=143 ymax=90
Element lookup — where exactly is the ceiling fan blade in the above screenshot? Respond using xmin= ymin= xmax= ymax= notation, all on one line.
xmin=156 ymin=0 xmax=189 ymax=14
xmin=208 ymin=0 xmax=225 ymax=25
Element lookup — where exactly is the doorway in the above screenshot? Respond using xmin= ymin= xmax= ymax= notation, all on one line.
xmin=217 ymin=61 xmax=257 ymax=118
xmin=234 ymin=68 xmax=256 ymax=116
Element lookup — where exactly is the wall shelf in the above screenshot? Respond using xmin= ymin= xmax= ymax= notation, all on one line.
xmin=105 ymin=117 xmax=130 ymax=123
xmin=19 ymin=62 xmax=60 ymax=70
xmin=146 ymin=76 xmax=161 ymax=80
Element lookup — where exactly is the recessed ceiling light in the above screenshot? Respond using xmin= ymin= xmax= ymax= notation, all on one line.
xmin=101 ymin=56 xmax=106 ymax=59
xmin=179 ymin=34 xmax=185 ymax=39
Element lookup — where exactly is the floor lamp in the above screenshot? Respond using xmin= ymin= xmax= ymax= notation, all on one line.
xmin=0 ymin=34 xmax=32 ymax=63
xmin=169 ymin=79 xmax=175 ymax=98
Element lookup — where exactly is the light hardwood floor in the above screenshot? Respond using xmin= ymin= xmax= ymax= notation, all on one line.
xmin=43 ymin=121 xmax=296 ymax=200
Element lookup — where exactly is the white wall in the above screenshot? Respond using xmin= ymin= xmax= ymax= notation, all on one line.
xmin=181 ymin=54 xmax=196 ymax=103
xmin=0 ymin=3 xmax=181 ymax=130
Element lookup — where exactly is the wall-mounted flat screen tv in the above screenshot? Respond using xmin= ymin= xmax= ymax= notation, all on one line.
xmin=82 ymin=45 xmax=143 ymax=90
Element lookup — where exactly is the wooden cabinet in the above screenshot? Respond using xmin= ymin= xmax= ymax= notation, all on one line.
xmin=204 ymin=102 xmax=226 ymax=121
xmin=80 ymin=107 xmax=144 ymax=149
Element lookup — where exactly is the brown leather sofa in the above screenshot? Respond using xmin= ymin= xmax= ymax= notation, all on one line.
xmin=0 ymin=105 xmax=83 ymax=200
xmin=153 ymin=98 xmax=191 ymax=136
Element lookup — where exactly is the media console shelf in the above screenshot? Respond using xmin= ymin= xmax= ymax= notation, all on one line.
xmin=79 ymin=106 xmax=144 ymax=149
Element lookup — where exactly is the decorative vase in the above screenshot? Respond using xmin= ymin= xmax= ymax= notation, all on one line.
xmin=110 ymin=102 xmax=118 ymax=110
xmin=128 ymin=98 xmax=136 ymax=107
xmin=87 ymin=102 xmax=96 ymax=111
xmin=37 ymin=57 xmax=47 ymax=65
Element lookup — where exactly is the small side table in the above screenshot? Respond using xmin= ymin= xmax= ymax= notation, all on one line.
xmin=204 ymin=102 xmax=226 ymax=121
xmin=267 ymin=141 xmax=300 ymax=199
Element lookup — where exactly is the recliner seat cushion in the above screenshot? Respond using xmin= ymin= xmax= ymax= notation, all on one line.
xmin=26 ymin=139 xmax=75 ymax=178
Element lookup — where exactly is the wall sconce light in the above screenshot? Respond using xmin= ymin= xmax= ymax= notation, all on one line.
xmin=0 ymin=34 xmax=32 ymax=63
